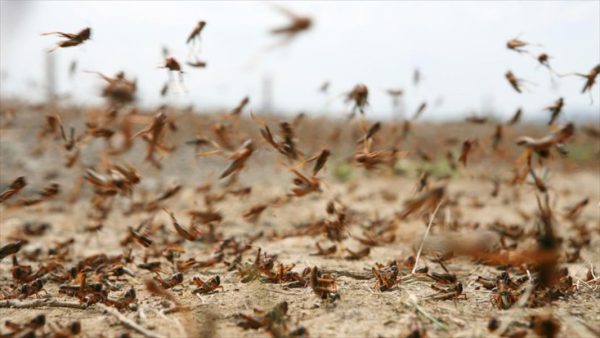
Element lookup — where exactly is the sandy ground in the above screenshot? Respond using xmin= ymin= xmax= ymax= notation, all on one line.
xmin=1 ymin=105 xmax=599 ymax=338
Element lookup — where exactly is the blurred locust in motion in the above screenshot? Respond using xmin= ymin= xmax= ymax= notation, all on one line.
xmin=516 ymin=122 xmax=574 ymax=165
xmin=506 ymin=36 xmax=539 ymax=54
xmin=159 ymin=57 xmax=186 ymax=95
xmin=346 ymin=84 xmax=369 ymax=115
xmin=186 ymin=20 xmax=207 ymax=45
xmin=545 ymin=97 xmax=564 ymax=126
xmin=186 ymin=20 xmax=208 ymax=68
xmin=269 ymin=3 xmax=312 ymax=46
xmin=131 ymin=111 xmax=174 ymax=168
xmin=505 ymin=70 xmax=527 ymax=93
xmin=561 ymin=64 xmax=600 ymax=103
xmin=86 ymin=71 xmax=137 ymax=104
xmin=0 ymin=176 xmax=26 ymax=203
xmin=43 ymin=27 xmax=91 ymax=52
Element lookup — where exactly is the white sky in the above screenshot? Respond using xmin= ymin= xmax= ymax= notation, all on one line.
xmin=1 ymin=1 xmax=599 ymax=120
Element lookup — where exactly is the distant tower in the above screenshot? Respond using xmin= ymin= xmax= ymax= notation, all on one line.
xmin=481 ymin=93 xmax=495 ymax=118
xmin=395 ymin=97 xmax=406 ymax=121
xmin=261 ymin=75 xmax=273 ymax=113
xmin=45 ymin=52 xmax=57 ymax=103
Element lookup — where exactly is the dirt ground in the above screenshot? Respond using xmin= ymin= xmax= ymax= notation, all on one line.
xmin=1 ymin=105 xmax=599 ymax=338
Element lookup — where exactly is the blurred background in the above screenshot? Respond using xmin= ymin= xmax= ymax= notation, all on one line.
xmin=1 ymin=0 xmax=599 ymax=120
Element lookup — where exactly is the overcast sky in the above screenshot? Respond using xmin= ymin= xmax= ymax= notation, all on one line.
xmin=1 ymin=1 xmax=599 ymax=120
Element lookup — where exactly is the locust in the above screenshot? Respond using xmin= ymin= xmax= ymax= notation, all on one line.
xmin=160 ymin=81 xmax=169 ymax=97
xmin=578 ymin=64 xmax=600 ymax=94
xmin=561 ymin=64 xmax=600 ymax=99
xmin=243 ymin=204 xmax=268 ymax=223
xmin=17 ymin=183 xmax=60 ymax=207
xmin=309 ymin=266 xmax=339 ymax=300
xmin=145 ymin=184 xmax=182 ymax=211
xmin=43 ymin=27 xmax=91 ymax=52
xmin=145 ymin=278 xmax=179 ymax=304
xmin=217 ymin=139 xmax=255 ymax=179
xmin=0 ymin=176 xmax=26 ymax=203
xmin=229 ymin=96 xmax=250 ymax=116
xmin=412 ymin=102 xmax=427 ymax=120
xmin=465 ymin=115 xmax=487 ymax=124
xmin=344 ymin=247 xmax=370 ymax=260
xmin=564 ymin=197 xmax=589 ymax=221
xmin=189 ymin=209 xmax=223 ymax=225
xmin=14 ymin=278 xmax=46 ymax=299
xmin=212 ymin=123 xmax=235 ymax=150
xmin=355 ymin=122 xmax=403 ymax=170
xmin=186 ymin=136 xmax=216 ymax=150
xmin=507 ymin=108 xmax=522 ymax=125
xmin=516 ymin=122 xmax=574 ymax=161
xmin=372 ymin=261 xmax=400 ymax=291
xmin=356 ymin=122 xmax=381 ymax=145
xmin=59 ymin=272 xmax=108 ymax=305
xmin=21 ymin=222 xmax=51 ymax=237
xmin=235 ymin=301 xmax=307 ymax=338
xmin=312 ymin=242 xmax=337 ymax=256
xmin=84 ymin=163 xmax=140 ymax=196
xmin=288 ymin=168 xmax=322 ymax=197
xmin=161 ymin=57 xmax=184 ymax=73
xmin=529 ymin=315 xmax=561 ymax=338
xmin=492 ymin=125 xmax=503 ymax=151
xmin=426 ymin=282 xmax=466 ymax=301
xmin=490 ymin=277 xmax=519 ymax=309
xmin=4 ymin=314 xmax=46 ymax=337
xmin=259 ymin=122 xmax=300 ymax=161
xmin=505 ymin=70 xmax=524 ymax=93
xmin=191 ymin=275 xmax=222 ymax=294
xmin=536 ymin=53 xmax=555 ymax=72
xmin=545 ymin=97 xmax=564 ymax=125
xmin=397 ymin=185 xmax=445 ymax=219
xmin=446 ymin=150 xmax=457 ymax=171
xmin=165 ymin=209 xmax=199 ymax=241
xmin=346 ymin=84 xmax=369 ymax=115
xmin=0 ymin=241 xmax=25 ymax=262
xmin=308 ymin=149 xmax=330 ymax=176
xmin=269 ymin=3 xmax=312 ymax=45
xmin=506 ymin=36 xmax=536 ymax=53
xmin=127 ymin=227 xmax=153 ymax=248
xmin=159 ymin=57 xmax=185 ymax=93
xmin=131 ymin=111 xmax=173 ymax=168
xmin=459 ymin=139 xmax=477 ymax=166
xmin=87 ymin=71 xmax=137 ymax=104
xmin=186 ymin=59 xmax=207 ymax=68
xmin=154 ymin=272 xmax=184 ymax=289
xmin=186 ymin=20 xmax=207 ymax=45
xmin=386 ymin=88 xmax=404 ymax=110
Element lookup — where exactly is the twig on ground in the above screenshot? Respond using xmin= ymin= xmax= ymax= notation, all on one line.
xmin=267 ymin=288 xmax=303 ymax=296
xmin=516 ymin=269 xmax=534 ymax=308
xmin=412 ymin=200 xmax=444 ymax=274
xmin=97 ymin=303 xmax=166 ymax=338
xmin=0 ymin=298 xmax=88 ymax=309
xmin=154 ymin=308 xmax=187 ymax=338
xmin=401 ymin=298 xmax=448 ymax=331
xmin=322 ymin=269 xmax=373 ymax=280
xmin=164 ymin=305 xmax=193 ymax=314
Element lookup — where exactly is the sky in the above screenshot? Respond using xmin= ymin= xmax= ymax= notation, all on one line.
xmin=1 ymin=1 xmax=599 ymax=120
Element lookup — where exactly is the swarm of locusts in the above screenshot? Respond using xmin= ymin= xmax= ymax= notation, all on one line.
xmin=0 ymin=8 xmax=599 ymax=338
